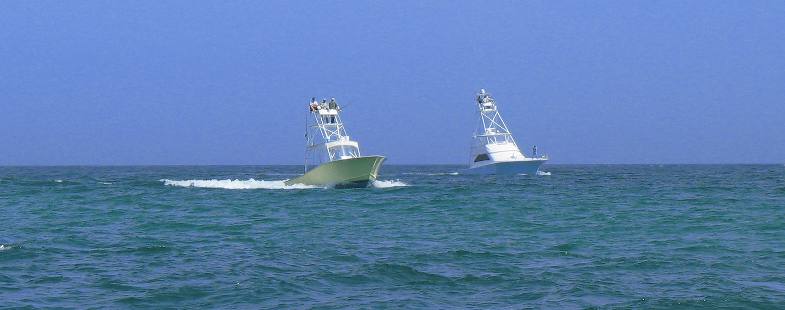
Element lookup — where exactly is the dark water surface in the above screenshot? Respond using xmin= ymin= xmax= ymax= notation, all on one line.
xmin=1 ymin=165 xmax=784 ymax=308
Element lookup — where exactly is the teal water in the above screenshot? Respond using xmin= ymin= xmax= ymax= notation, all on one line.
xmin=1 ymin=165 xmax=784 ymax=308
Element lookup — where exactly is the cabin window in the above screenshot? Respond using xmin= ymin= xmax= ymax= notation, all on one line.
xmin=474 ymin=154 xmax=490 ymax=162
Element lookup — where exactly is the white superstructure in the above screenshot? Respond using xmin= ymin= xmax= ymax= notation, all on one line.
xmin=304 ymin=98 xmax=362 ymax=171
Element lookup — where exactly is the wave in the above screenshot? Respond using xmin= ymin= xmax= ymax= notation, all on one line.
xmin=365 ymin=262 xmax=451 ymax=283
xmin=0 ymin=244 xmax=10 ymax=251
xmin=161 ymin=178 xmax=407 ymax=190
xmin=160 ymin=179 xmax=317 ymax=190
xmin=401 ymin=172 xmax=459 ymax=176
xmin=517 ymin=171 xmax=552 ymax=176
xmin=372 ymin=179 xmax=409 ymax=188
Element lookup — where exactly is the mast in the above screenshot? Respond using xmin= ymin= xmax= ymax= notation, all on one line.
xmin=304 ymin=111 xmax=308 ymax=174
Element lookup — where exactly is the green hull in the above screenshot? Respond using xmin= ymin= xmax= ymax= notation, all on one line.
xmin=285 ymin=156 xmax=385 ymax=188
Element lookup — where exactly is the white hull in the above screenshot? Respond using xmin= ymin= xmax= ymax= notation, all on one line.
xmin=465 ymin=159 xmax=546 ymax=175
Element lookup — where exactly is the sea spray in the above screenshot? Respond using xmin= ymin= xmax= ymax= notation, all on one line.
xmin=401 ymin=172 xmax=459 ymax=176
xmin=372 ymin=179 xmax=409 ymax=188
xmin=160 ymin=179 xmax=317 ymax=190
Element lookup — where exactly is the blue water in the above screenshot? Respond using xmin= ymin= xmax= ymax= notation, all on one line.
xmin=2 ymin=165 xmax=784 ymax=308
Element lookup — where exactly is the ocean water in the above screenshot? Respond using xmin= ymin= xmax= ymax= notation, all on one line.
xmin=1 ymin=165 xmax=784 ymax=308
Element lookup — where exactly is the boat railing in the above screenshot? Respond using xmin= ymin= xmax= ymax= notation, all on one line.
xmin=531 ymin=154 xmax=548 ymax=160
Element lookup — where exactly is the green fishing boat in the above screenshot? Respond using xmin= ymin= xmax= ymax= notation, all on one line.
xmin=285 ymin=98 xmax=385 ymax=188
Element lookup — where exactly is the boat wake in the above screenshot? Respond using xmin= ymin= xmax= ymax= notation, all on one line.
xmin=372 ymin=179 xmax=409 ymax=188
xmin=160 ymin=178 xmax=408 ymax=189
xmin=517 ymin=171 xmax=552 ymax=176
xmin=401 ymin=172 xmax=459 ymax=176
xmin=160 ymin=179 xmax=317 ymax=190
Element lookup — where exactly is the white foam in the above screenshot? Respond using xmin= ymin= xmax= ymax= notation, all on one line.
xmin=402 ymin=172 xmax=459 ymax=176
xmin=100 ymin=182 xmax=113 ymax=185
xmin=160 ymin=179 xmax=317 ymax=190
xmin=537 ymin=171 xmax=552 ymax=176
xmin=54 ymin=179 xmax=63 ymax=183
xmin=0 ymin=244 xmax=10 ymax=251
xmin=372 ymin=179 xmax=409 ymax=188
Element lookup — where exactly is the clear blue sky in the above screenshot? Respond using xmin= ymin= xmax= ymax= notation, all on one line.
xmin=1 ymin=1 xmax=784 ymax=165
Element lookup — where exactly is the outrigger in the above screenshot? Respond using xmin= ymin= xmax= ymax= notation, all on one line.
xmin=466 ymin=89 xmax=548 ymax=174
xmin=285 ymin=98 xmax=385 ymax=188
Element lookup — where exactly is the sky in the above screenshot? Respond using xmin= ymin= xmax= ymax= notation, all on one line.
xmin=1 ymin=1 xmax=784 ymax=165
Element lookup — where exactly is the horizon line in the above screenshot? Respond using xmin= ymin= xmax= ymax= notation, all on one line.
xmin=1 ymin=162 xmax=783 ymax=167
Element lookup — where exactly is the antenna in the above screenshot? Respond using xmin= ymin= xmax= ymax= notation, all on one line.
xmin=304 ymin=108 xmax=308 ymax=173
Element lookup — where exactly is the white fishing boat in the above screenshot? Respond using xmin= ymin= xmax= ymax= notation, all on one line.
xmin=466 ymin=89 xmax=548 ymax=175
xmin=285 ymin=98 xmax=385 ymax=188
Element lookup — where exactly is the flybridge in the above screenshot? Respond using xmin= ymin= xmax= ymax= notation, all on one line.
xmin=306 ymin=98 xmax=361 ymax=164
xmin=474 ymin=89 xmax=516 ymax=143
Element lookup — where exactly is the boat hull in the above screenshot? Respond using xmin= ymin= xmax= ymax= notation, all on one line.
xmin=285 ymin=156 xmax=385 ymax=188
xmin=465 ymin=159 xmax=546 ymax=175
